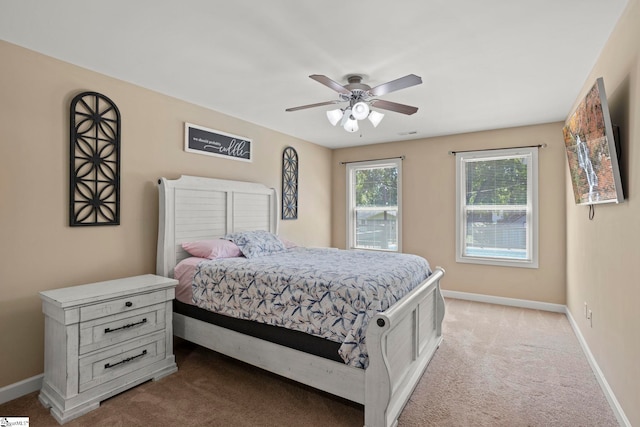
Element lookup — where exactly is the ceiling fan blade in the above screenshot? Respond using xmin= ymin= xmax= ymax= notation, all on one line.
xmin=285 ymin=100 xmax=341 ymax=112
xmin=370 ymin=99 xmax=419 ymax=115
xmin=368 ymin=74 xmax=422 ymax=97
xmin=309 ymin=75 xmax=352 ymax=95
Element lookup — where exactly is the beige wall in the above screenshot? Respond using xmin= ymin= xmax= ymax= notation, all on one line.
xmin=331 ymin=123 xmax=567 ymax=304
xmin=0 ymin=41 xmax=332 ymax=387
xmin=565 ymin=0 xmax=640 ymax=425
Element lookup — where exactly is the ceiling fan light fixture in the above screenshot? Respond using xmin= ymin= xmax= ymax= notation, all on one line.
xmin=351 ymin=102 xmax=370 ymax=120
xmin=326 ymin=109 xmax=343 ymax=126
xmin=368 ymin=110 xmax=385 ymax=128
xmin=343 ymin=117 xmax=359 ymax=133
xmin=286 ymin=74 xmax=421 ymax=134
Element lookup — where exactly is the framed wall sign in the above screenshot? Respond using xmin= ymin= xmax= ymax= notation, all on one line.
xmin=184 ymin=122 xmax=252 ymax=162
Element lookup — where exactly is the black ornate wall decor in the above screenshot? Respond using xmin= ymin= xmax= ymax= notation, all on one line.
xmin=69 ymin=92 xmax=121 ymax=226
xmin=282 ymin=146 xmax=298 ymax=220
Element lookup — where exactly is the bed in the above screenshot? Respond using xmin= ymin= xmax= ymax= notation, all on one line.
xmin=156 ymin=175 xmax=445 ymax=427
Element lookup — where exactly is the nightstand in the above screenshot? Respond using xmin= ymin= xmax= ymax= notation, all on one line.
xmin=38 ymin=274 xmax=178 ymax=424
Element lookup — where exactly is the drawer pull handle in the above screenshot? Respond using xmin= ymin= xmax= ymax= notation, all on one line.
xmin=104 ymin=349 xmax=147 ymax=369
xmin=104 ymin=318 xmax=147 ymax=334
xmin=125 ymin=301 xmax=133 ymax=307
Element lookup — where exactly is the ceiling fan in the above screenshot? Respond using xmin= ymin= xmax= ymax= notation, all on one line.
xmin=285 ymin=74 xmax=422 ymax=132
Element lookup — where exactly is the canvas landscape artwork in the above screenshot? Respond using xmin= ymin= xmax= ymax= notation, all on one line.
xmin=562 ymin=78 xmax=623 ymax=205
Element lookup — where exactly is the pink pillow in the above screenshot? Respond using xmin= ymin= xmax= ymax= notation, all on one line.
xmin=182 ymin=239 xmax=242 ymax=259
xmin=279 ymin=237 xmax=298 ymax=249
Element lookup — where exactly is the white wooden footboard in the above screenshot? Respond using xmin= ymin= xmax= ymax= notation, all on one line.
xmin=365 ymin=267 xmax=446 ymax=427
xmin=172 ymin=267 xmax=445 ymax=427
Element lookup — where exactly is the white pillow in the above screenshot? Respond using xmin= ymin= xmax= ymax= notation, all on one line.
xmin=224 ymin=230 xmax=286 ymax=258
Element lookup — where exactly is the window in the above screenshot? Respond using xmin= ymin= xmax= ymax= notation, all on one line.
xmin=456 ymin=147 xmax=538 ymax=268
xmin=346 ymin=158 xmax=402 ymax=252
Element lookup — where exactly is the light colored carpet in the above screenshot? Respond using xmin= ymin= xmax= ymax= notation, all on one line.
xmin=0 ymin=298 xmax=619 ymax=426
xmin=398 ymin=298 xmax=618 ymax=426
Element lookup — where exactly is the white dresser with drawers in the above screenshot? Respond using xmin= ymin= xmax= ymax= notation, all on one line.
xmin=38 ymin=274 xmax=178 ymax=424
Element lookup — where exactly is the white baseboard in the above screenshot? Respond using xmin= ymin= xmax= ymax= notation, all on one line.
xmin=443 ymin=289 xmax=629 ymax=426
xmin=565 ymin=310 xmax=631 ymax=427
xmin=0 ymin=374 xmax=43 ymax=405
xmin=441 ymin=290 xmax=566 ymax=313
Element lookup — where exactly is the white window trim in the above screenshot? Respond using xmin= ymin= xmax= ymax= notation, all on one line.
xmin=346 ymin=158 xmax=402 ymax=252
xmin=455 ymin=147 xmax=538 ymax=268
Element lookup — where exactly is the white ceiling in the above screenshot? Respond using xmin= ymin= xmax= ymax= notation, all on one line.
xmin=0 ymin=0 xmax=628 ymax=149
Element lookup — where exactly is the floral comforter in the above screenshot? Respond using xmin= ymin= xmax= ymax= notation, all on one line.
xmin=192 ymin=247 xmax=431 ymax=368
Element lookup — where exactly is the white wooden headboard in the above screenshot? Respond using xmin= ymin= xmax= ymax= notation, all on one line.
xmin=156 ymin=175 xmax=278 ymax=278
